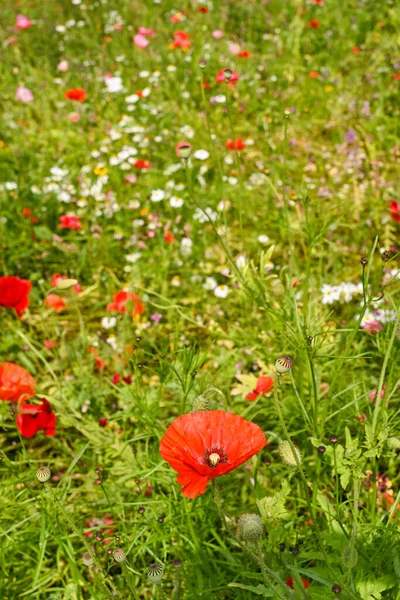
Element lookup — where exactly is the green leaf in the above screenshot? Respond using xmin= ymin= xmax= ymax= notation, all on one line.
xmin=356 ymin=575 xmax=396 ymax=599
xmin=340 ymin=469 xmax=351 ymax=490
xmin=33 ymin=224 xmax=53 ymax=240
xmin=257 ymin=480 xmax=290 ymax=522
xmin=228 ymin=583 xmax=274 ymax=596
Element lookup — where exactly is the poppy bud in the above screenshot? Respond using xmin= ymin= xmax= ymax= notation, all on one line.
xmin=192 ymin=394 xmax=210 ymax=412
xmin=237 ymin=513 xmax=263 ymax=542
xmin=56 ymin=278 xmax=78 ymax=290
xmin=147 ymin=563 xmax=164 ymax=584
xmin=224 ymin=68 xmax=233 ymax=81
xmin=278 ymin=441 xmax=302 ymax=467
xmin=82 ymin=552 xmax=95 ymax=567
xmin=36 ymin=466 xmax=51 ymax=483
xmin=330 ymin=435 xmax=339 ymax=444
xmin=113 ymin=548 xmax=126 ymax=563
xmin=360 ymin=256 xmax=368 ymax=266
xmin=275 ymin=356 xmax=293 ymax=374
xmin=332 ymin=584 xmax=342 ymax=594
xmin=342 ymin=545 xmax=358 ymax=568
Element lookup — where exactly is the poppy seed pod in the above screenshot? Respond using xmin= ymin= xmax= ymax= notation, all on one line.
xmin=147 ymin=563 xmax=164 ymax=584
xmin=176 ymin=142 xmax=192 ymax=160
xmin=82 ymin=552 xmax=95 ymax=567
xmin=36 ymin=466 xmax=51 ymax=483
xmin=278 ymin=441 xmax=302 ymax=467
xmin=199 ymin=59 xmax=207 ymax=70
xmin=275 ymin=356 xmax=293 ymax=374
xmin=113 ymin=548 xmax=126 ymax=563
xmin=224 ymin=68 xmax=233 ymax=81
xmin=237 ymin=513 xmax=263 ymax=542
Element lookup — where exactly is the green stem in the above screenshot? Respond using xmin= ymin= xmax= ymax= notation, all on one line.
xmin=122 ymin=562 xmax=140 ymax=599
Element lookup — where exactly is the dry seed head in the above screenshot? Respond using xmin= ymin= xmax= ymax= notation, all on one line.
xmin=147 ymin=563 xmax=164 ymax=584
xmin=275 ymin=355 xmax=293 ymax=374
xmin=278 ymin=441 xmax=302 ymax=467
xmin=36 ymin=466 xmax=51 ymax=483
xmin=113 ymin=548 xmax=126 ymax=563
xmin=237 ymin=513 xmax=263 ymax=542
xmin=82 ymin=552 xmax=95 ymax=567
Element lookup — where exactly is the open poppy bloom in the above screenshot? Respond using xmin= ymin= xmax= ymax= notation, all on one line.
xmin=160 ymin=410 xmax=268 ymax=498
xmin=216 ymin=69 xmax=239 ymax=83
xmin=225 ymin=138 xmax=246 ymax=151
xmin=59 ymin=214 xmax=82 ymax=229
xmin=106 ymin=291 xmax=144 ymax=317
xmin=45 ymin=294 xmax=67 ymax=313
xmin=65 ymin=88 xmax=87 ymax=102
xmin=285 ymin=577 xmax=311 ymax=590
xmin=0 ymin=276 xmax=32 ymax=317
xmin=246 ymin=376 xmax=274 ymax=401
xmin=389 ymin=200 xmax=400 ymax=223
xmin=16 ymin=398 xmax=56 ymax=438
xmin=0 ymin=362 xmax=35 ymax=402
xmin=169 ymin=31 xmax=191 ymax=50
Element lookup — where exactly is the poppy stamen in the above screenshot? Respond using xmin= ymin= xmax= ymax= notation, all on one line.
xmin=203 ymin=446 xmax=227 ymax=468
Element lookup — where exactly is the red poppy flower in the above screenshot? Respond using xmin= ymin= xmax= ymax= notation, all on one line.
xmin=65 ymin=88 xmax=87 ymax=102
xmin=160 ymin=410 xmax=268 ymax=498
xmin=16 ymin=398 xmax=56 ymax=438
xmin=170 ymin=31 xmax=191 ymax=50
xmin=352 ymin=46 xmax=361 ymax=54
xmin=285 ymin=577 xmax=311 ymax=590
xmin=237 ymin=50 xmax=250 ymax=58
xmin=0 ymin=276 xmax=32 ymax=318
xmin=198 ymin=6 xmax=209 ymax=12
xmin=246 ymin=376 xmax=274 ymax=401
xmin=389 ymin=200 xmax=400 ymax=223
xmin=22 ymin=207 xmax=39 ymax=223
xmin=393 ymin=73 xmax=400 ymax=80
xmin=216 ymin=69 xmax=239 ymax=83
xmin=0 ymin=362 xmax=35 ymax=402
xmin=106 ymin=291 xmax=144 ymax=317
xmin=59 ymin=214 xmax=82 ymax=229
xmin=309 ymin=71 xmax=320 ymax=78
xmin=134 ymin=159 xmax=152 ymax=169
xmin=307 ymin=19 xmax=320 ymax=28
xmin=164 ymin=231 xmax=175 ymax=243
xmin=225 ymin=138 xmax=246 ymax=151
xmin=45 ymin=294 xmax=66 ymax=313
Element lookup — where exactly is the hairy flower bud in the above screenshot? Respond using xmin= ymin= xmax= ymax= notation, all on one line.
xmin=275 ymin=356 xmax=293 ymax=374
xmin=113 ymin=548 xmax=126 ymax=563
xmin=82 ymin=552 xmax=95 ymax=567
xmin=237 ymin=513 xmax=263 ymax=542
xmin=278 ymin=441 xmax=302 ymax=467
xmin=147 ymin=563 xmax=164 ymax=584
xmin=36 ymin=466 xmax=51 ymax=483
xmin=56 ymin=278 xmax=78 ymax=290
xmin=192 ymin=394 xmax=210 ymax=412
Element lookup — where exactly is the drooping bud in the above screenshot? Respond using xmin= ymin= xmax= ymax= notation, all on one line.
xmin=341 ymin=545 xmax=358 ymax=568
xmin=36 ymin=466 xmax=51 ymax=483
xmin=192 ymin=393 xmax=210 ymax=412
xmin=113 ymin=548 xmax=126 ymax=563
xmin=237 ymin=513 xmax=263 ymax=542
xmin=278 ymin=441 xmax=302 ymax=467
xmin=82 ymin=552 xmax=95 ymax=567
xmin=56 ymin=278 xmax=78 ymax=290
xmin=275 ymin=356 xmax=293 ymax=374
xmin=147 ymin=563 xmax=164 ymax=584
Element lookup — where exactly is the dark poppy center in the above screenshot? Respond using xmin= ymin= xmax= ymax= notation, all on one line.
xmin=203 ymin=446 xmax=227 ymax=469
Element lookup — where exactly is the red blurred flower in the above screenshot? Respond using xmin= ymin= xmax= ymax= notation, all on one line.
xmin=99 ymin=417 xmax=108 ymax=427
xmin=246 ymin=376 xmax=274 ymax=401
xmin=134 ymin=159 xmax=152 ymax=169
xmin=352 ymin=46 xmax=361 ymax=54
xmin=65 ymin=88 xmax=87 ymax=102
xmin=59 ymin=214 xmax=82 ymax=229
xmin=309 ymin=71 xmax=320 ymax=78
xmin=106 ymin=291 xmax=144 ymax=317
xmin=160 ymin=410 xmax=268 ymax=498
xmin=0 ymin=362 xmax=35 ymax=402
xmin=85 ymin=516 xmax=114 ymax=541
xmin=46 ymin=294 xmax=66 ymax=313
xmin=164 ymin=231 xmax=175 ymax=243
xmin=225 ymin=138 xmax=246 ymax=151
xmin=313 ymin=0 xmax=323 ymax=4
xmin=22 ymin=207 xmax=39 ymax=223
xmin=389 ymin=200 xmax=400 ymax=223
xmin=362 ymin=320 xmax=383 ymax=334
xmin=112 ymin=373 xmax=121 ymax=385
xmin=0 ymin=276 xmax=32 ymax=317
xmin=216 ymin=69 xmax=239 ymax=83
xmin=393 ymin=73 xmax=400 ymax=80
xmin=237 ymin=50 xmax=250 ymax=58
xmin=198 ymin=6 xmax=209 ymax=12
xmin=16 ymin=14 xmax=32 ymax=30
xmin=16 ymin=398 xmax=56 ymax=438
xmin=51 ymin=274 xmax=81 ymax=294
xmin=307 ymin=19 xmax=320 ymax=28
xmin=285 ymin=577 xmax=311 ymax=590
xmin=170 ymin=31 xmax=191 ymax=50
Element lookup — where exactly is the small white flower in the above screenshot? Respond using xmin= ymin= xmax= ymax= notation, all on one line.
xmin=212 ymin=94 xmax=226 ymax=104
xmin=126 ymin=252 xmax=142 ymax=263
xmin=258 ymin=234 xmax=270 ymax=244
xmin=5 ymin=182 xmax=18 ymax=190
xmin=203 ymin=277 xmax=217 ymax=291
xmin=193 ymin=207 xmax=217 ymax=223
xmin=321 ymin=284 xmax=341 ymax=305
xmin=214 ymin=285 xmax=230 ymax=298
xmin=104 ymin=76 xmax=123 ymax=93
xmin=170 ymin=196 xmax=184 ymax=208
xmin=180 ymin=238 xmax=192 ymax=257
xmin=125 ymin=94 xmax=140 ymax=104
xmin=167 ymin=65 xmax=177 ymax=72
xmin=193 ymin=149 xmax=210 ymax=161
xmin=235 ymin=255 xmax=247 ymax=269
xmin=179 ymin=125 xmax=194 ymax=139
xmin=101 ymin=316 xmax=117 ymax=329
xmin=150 ymin=189 xmax=165 ymax=202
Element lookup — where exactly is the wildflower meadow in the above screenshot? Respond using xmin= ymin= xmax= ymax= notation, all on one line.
xmin=1 ymin=0 xmax=400 ymax=598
